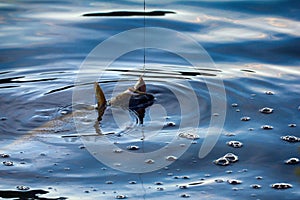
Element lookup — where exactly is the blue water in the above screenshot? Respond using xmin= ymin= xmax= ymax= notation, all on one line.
xmin=1 ymin=0 xmax=300 ymax=199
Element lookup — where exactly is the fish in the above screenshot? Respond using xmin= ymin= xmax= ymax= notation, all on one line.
xmin=2 ymin=77 xmax=155 ymax=149
xmin=94 ymin=76 xmax=154 ymax=123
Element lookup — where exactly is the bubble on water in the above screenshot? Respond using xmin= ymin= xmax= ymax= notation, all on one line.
xmin=173 ymin=176 xmax=180 ymax=179
xmin=259 ymin=107 xmax=274 ymax=114
xmin=248 ymin=128 xmax=254 ymax=131
xmin=113 ymin=149 xmax=123 ymax=153
xmin=106 ymin=181 xmax=114 ymax=184
xmin=224 ymin=153 xmax=239 ymax=163
xmin=179 ymin=185 xmax=188 ymax=189
xmin=288 ymin=124 xmax=296 ymax=127
xmin=214 ymin=153 xmax=239 ymax=166
xmin=0 ymin=117 xmax=7 ymax=121
xmin=155 ymin=182 xmax=163 ymax=185
xmin=251 ymin=94 xmax=256 ymax=97
xmin=178 ymin=132 xmax=199 ymax=140
xmin=238 ymin=169 xmax=248 ymax=173
xmin=3 ymin=161 xmax=13 ymax=166
xmin=214 ymin=157 xmax=230 ymax=166
xmin=180 ymin=193 xmax=191 ymax=198
xmin=60 ymin=110 xmax=68 ymax=115
xmin=256 ymin=176 xmax=263 ymax=180
xmin=0 ymin=153 xmax=9 ymax=158
xmin=126 ymin=145 xmax=140 ymax=150
xmin=231 ymin=103 xmax=238 ymax=107
xmin=215 ymin=179 xmax=224 ymax=183
xmin=182 ymin=176 xmax=190 ymax=179
xmin=129 ymin=181 xmax=137 ymax=184
xmin=64 ymin=167 xmax=70 ymax=171
xmin=250 ymin=194 xmax=257 ymax=198
xmin=167 ymin=173 xmax=173 ymax=176
xmin=226 ymin=170 xmax=233 ymax=174
xmin=241 ymin=116 xmax=251 ymax=121
xmin=213 ymin=113 xmax=220 ymax=116
xmin=281 ymin=135 xmax=300 ymax=143
xmin=227 ymin=141 xmax=243 ymax=148
xmin=166 ymin=155 xmax=178 ymax=161
xmin=165 ymin=122 xmax=176 ymax=127
xmin=285 ymin=157 xmax=299 ymax=165
xmin=226 ymin=133 xmax=236 ymax=137
xmin=16 ymin=185 xmax=30 ymax=190
xmin=261 ymin=125 xmax=273 ymax=130
xmin=156 ymin=187 xmax=164 ymax=191
xmin=115 ymin=194 xmax=127 ymax=199
xmin=40 ymin=153 xmax=46 ymax=156
xmin=251 ymin=184 xmax=261 ymax=189
xmin=271 ymin=183 xmax=293 ymax=189
xmin=145 ymin=159 xmax=155 ymax=164
xmin=265 ymin=91 xmax=274 ymax=95
xmin=114 ymin=163 xmax=122 ymax=167
xmin=236 ymin=109 xmax=240 ymax=112
xmin=79 ymin=145 xmax=85 ymax=149
xmin=227 ymin=179 xmax=242 ymax=185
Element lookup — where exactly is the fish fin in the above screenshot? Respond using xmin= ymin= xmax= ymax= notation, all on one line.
xmin=133 ymin=76 xmax=146 ymax=92
xmin=94 ymin=82 xmax=106 ymax=107
xmin=94 ymin=82 xmax=107 ymax=121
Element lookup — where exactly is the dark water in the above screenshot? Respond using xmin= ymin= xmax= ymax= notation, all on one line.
xmin=1 ymin=0 xmax=300 ymax=199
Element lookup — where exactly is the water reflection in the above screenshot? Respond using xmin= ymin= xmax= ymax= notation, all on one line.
xmin=0 ymin=189 xmax=66 ymax=200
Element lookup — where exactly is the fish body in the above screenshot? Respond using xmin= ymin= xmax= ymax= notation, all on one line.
xmin=94 ymin=76 xmax=154 ymax=121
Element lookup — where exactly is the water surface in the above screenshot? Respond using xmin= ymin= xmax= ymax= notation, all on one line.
xmin=1 ymin=0 xmax=300 ymax=199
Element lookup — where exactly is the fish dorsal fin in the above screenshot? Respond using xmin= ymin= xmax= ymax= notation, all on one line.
xmin=133 ymin=76 xmax=146 ymax=92
xmin=94 ymin=82 xmax=106 ymax=108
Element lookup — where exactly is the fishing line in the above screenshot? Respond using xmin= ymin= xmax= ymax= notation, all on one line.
xmin=139 ymin=2 xmax=146 ymax=199
xmin=143 ymin=0 xmax=146 ymax=72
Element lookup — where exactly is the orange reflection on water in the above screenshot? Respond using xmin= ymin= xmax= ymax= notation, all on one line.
xmin=265 ymin=17 xmax=287 ymax=28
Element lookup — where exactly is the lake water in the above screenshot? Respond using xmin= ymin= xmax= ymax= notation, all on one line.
xmin=0 ymin=0 xmax=300 ymax=199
